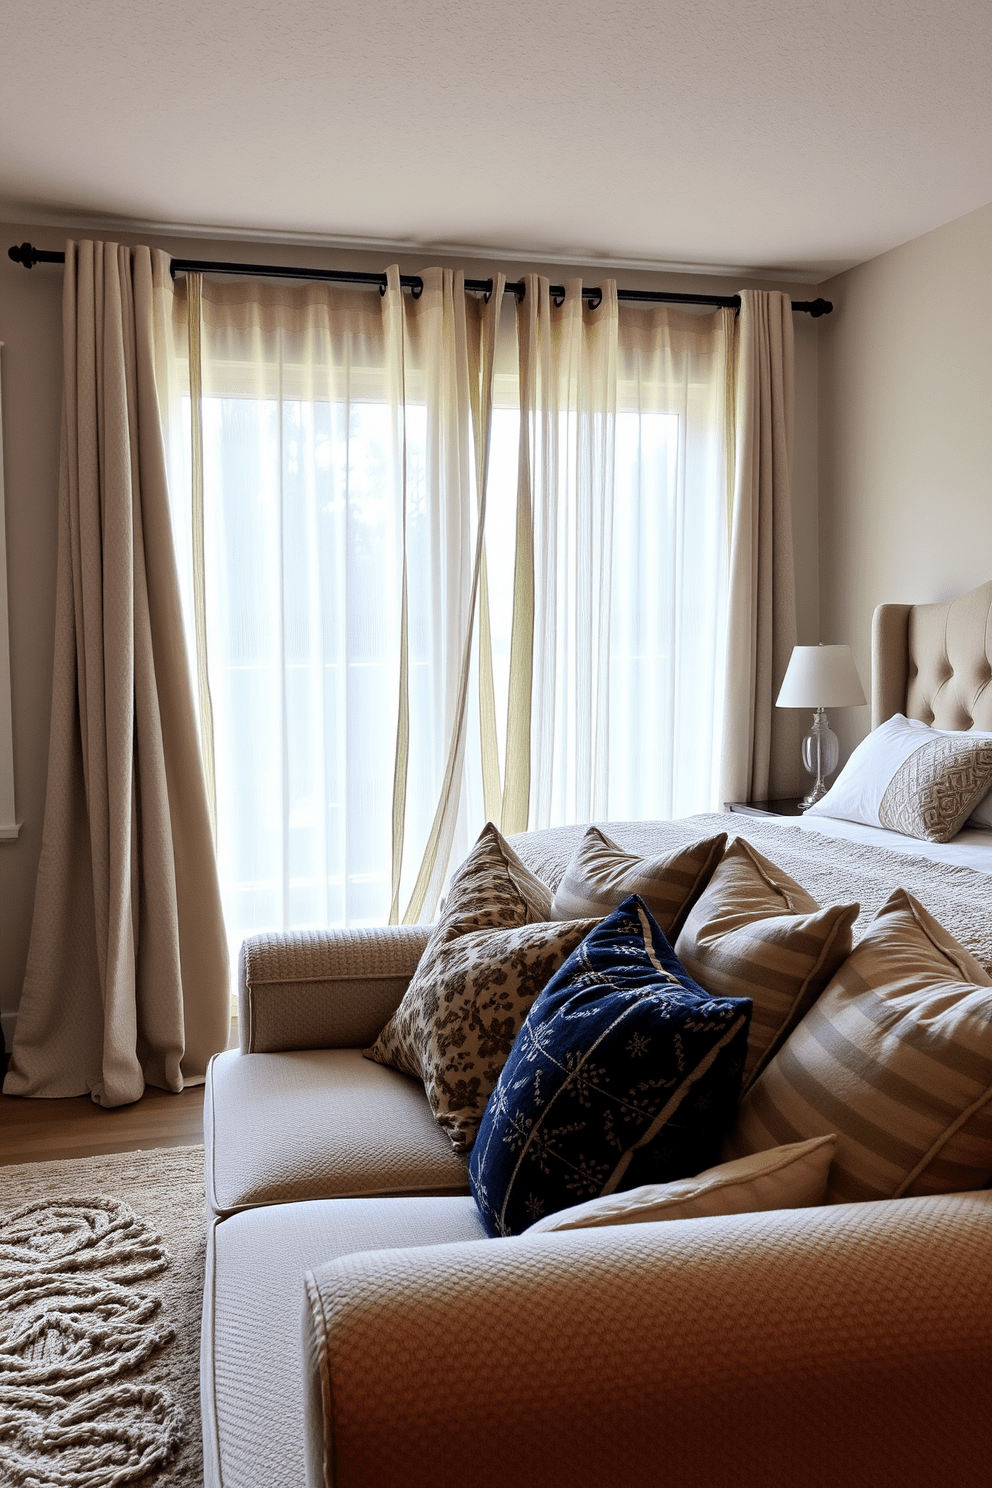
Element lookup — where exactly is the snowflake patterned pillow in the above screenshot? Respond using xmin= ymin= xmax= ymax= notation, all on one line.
xmin=469 ymin=895 xmax=752 ymax=1237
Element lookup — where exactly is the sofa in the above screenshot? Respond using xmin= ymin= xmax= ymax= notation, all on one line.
xmin=201 ymin=828 xmax=992 ymax=1488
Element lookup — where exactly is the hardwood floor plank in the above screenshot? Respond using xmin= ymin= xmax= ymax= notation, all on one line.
xmin=0 ymin=1020 xmax=236 ymax=1166
xmin=0 ymin=1086 xmax=206 ymax=1165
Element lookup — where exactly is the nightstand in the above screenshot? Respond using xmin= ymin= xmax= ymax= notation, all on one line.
xmin=725 ymin=799 xmax=804 ymax=818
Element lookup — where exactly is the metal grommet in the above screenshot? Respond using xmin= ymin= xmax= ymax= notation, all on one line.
xmin=412 ymin=279 xmax=423 ymax=300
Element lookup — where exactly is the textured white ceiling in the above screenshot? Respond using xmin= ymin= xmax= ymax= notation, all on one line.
xmin=2 ymin=0 xmax=991 ymax=279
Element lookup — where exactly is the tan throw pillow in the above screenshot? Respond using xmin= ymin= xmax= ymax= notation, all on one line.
xmin=366 ymin=822 xmax=590 ymax=1152
xmin=725 ymin=889 xmax=992 ymax=1204
xmin=674 ymin=838 xmax=858 ymax=1089
xmin=550 ymin=826 xmax=727 ymax=940
xmin=524 ymin=1135 xmax=836 ymax=1232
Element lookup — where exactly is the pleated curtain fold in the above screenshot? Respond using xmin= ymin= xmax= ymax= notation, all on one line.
xmin=720 ymin=289 xmax=799 ymax=805
xmin=4 ymin=241 xmax=230 ymax=1107
xmin=503 ymin=276 xmax=619 ymax=835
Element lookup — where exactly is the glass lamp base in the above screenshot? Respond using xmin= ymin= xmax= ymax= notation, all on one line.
xmin=799 ymin=708 xmax=838 ymax=811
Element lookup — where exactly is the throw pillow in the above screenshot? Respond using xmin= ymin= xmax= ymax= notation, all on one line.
xmin=804 ymin=713 xmax=992 ymax=843
xmin=468 ymin=895 xmax=751 ymax=1237
xmin=724 ymin=888 xmax=992 ymax=1203
xmin=524 ymin=1134 xmax=836 ymax=1232
xmin=674 ymin=838 xmax=858 ymax=1089
xmin=366 ymin=821 xmax=557 ymax=1091
xmin=550 ymin=825 xmax=727 ymax=940
xmin=936 ymin=726 xmax=992 ymax=828
xmin=381 ymin=917 xmax=598 ymax=1153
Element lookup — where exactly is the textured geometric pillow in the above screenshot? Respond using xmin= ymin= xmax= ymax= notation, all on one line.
xmin=469 ymin=895 xmax=751 ymax=1237
xmin=937 ymin=726 xmax=992 ymax=828
xmin=674 ymin=838 xmax=858 ymax=1089
xmin=550 ymin=826 xmax=727 ymax=940
xmin=805 ymin=713 xmax=992 ymax=843
xmin=725 ymin=889 xmax=992 ymax=1204
xmin=365 ymin=822 xmax=569 ymax=1141
xmin=524 ymin=1134 xmax=836 ymax=1232
xmin=369 ymin=917 xmax=596 ymax=1153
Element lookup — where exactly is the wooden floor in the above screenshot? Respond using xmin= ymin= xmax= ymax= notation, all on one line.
xmin=0 ymin=1022 xmax=236 ymax=1167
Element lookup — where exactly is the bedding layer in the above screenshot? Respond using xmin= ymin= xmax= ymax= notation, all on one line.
xmin=511 ymin=813 xmax=992 ymax=971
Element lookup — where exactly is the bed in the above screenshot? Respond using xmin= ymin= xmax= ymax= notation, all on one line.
xmin=512 ymin=576 xmax=992 ymax=969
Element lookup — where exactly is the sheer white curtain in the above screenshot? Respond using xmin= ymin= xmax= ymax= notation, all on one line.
xmin=161 ymin=270 xmax=739 ymax=956
xmin=164 ymin=268 xmax=499 ymax=962
xmin=504 ymin=281 xmax=734 ymax=833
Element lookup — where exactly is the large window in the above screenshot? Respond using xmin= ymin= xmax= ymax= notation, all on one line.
xmin=163 ymin=274 xmax=732 ymax=963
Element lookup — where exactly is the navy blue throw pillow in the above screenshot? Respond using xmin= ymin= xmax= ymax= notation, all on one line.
xmin=468 ymin=895 xmax=751 ymax=1237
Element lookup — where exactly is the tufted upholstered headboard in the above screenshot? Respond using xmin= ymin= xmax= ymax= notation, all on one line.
xmin=871 ymin=578 xmax=992 ymax=732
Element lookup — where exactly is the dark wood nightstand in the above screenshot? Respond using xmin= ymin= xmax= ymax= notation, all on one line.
xmin=725 ymin=799 xmax=804 ymax=818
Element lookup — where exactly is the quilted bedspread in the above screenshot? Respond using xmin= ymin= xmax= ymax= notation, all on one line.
xmin=511 ymin=813 xmax=992 ymax=973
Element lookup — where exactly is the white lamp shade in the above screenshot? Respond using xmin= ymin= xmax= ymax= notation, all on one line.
xmin=775 ymin=645 xmax=867 ymax=709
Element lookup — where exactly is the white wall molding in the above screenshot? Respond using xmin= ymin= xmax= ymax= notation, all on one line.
xmin=0 ymin=207 xmax=821 ymax=285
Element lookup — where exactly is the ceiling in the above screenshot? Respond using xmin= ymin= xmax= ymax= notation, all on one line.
xmin=2 ymin=0 xmax=991 ymax=281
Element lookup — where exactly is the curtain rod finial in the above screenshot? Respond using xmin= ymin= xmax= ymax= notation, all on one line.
xmin=8 ymin=242 xmax=39 ymax=268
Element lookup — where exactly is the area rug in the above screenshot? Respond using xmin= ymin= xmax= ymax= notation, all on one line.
xmin=0 ymin=1146 xmax=206 ymax=1487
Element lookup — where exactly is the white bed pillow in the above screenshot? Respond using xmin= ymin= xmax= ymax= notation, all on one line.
xmin=523 ymin=1136 xmax=836 ymax=1232
xmin=805 ymin=714 xmax=992 ymax=843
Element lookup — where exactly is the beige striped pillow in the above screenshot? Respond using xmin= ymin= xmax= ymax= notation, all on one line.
xmin=725 ymin=888 xmax=992 ymax=1203
xmin=674 ymin=838 xmax=858 ymax=1089
xmin=550 ymin=826 xmax=726 ymax=940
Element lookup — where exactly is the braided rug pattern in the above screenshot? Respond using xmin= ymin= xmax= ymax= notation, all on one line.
xmin=0 ymin=1196 xmax=184 ymax=1486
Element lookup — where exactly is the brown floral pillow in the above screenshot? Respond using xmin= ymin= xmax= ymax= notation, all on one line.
xmin=366 ymin=822 xmax=590 ymax=1150
xmin=371 ymin=917 xmax=596 ymax=1152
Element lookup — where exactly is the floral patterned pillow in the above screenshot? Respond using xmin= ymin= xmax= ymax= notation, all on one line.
xmin=366 ymin=822 xmax=594 ymax=1151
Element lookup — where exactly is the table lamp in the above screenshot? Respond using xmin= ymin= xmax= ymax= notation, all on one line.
xmin=775 ymin=644 xmax=867 ymax=809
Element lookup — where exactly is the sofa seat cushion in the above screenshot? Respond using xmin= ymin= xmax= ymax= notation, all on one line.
xmin=202 ymin=1195 xmax=486 ymax=1488
xmin=205 ymin=1048 xmax=470 ymax=1216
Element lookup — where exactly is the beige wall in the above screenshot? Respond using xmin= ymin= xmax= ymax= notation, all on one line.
xmin=0 ymin=218 xmax=820 ymax=1032
xmin=818 ymin=200 xmax=992 ymax=757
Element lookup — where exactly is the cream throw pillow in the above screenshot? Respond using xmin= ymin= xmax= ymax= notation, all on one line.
xmin=725 ymin=889 xmax=992 ymax=1203
xmin=674 ymin=838 xmax=858 ymax=1089
xmin=550 ymin=826 xmax=727 ymax=940
xmin=524 ymin=1136 xmax=836 ymax=1232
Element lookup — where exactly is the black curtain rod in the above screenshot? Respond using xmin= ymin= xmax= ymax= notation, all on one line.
xmin=8 ymin=243 xmax=833 ymax=317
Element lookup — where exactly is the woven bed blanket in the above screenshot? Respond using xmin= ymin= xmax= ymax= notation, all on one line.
xmin=511 ymin=814 xmax=992 ymax=973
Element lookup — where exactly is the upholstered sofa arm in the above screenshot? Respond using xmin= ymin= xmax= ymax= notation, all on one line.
xmin=302 ymin=1191 xmax=992 ymax=1488
xmin=238 ymin=925 xmax=431 ymax=1053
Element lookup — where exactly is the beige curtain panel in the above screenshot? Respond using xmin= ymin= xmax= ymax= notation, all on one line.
xmin=4 ymin=241 xmax=230 ymax=1108
xmin=720 ymin=289 xmax=798 ymax=805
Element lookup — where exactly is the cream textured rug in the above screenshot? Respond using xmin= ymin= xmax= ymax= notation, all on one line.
xmin=0 ymin=1145 xmax=205 ymax=1487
